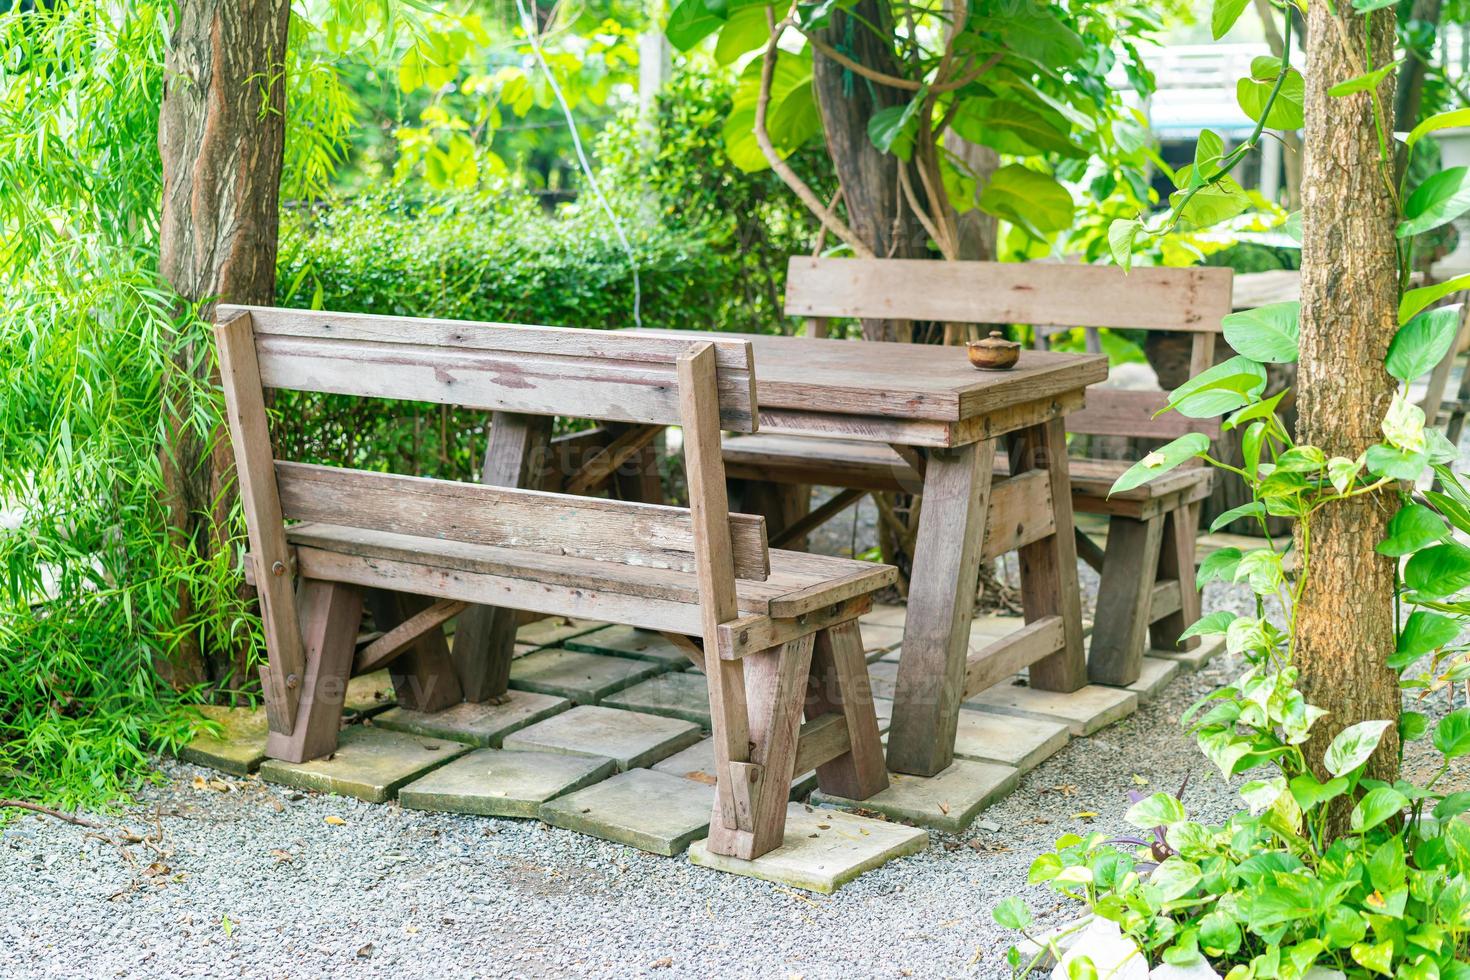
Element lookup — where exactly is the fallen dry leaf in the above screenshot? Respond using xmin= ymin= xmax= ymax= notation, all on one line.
xmin=684 ymin=771 xmax=718 ymax=786
xmin=324 ymin=815 xmax=346 ymax=826
xmin=650 ymin=957 xmax=673 ymax=969
xmin=269 ymin=849 xmax=293 ymax=864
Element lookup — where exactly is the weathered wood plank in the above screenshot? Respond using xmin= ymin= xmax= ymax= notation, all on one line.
xmin=354 ymin=597 xmax=468 ymax=675
xmin=1088 ymin=515 xmax=1166 ymax=687
xmin=1151 ymin=502 xmax=1201 ymax=652
xmin=263 ymin=581 xmax=363 ymax=763
xmin=808 ymin=620 xmax=889 ymax=800
xmin=962 ymin=615 xmax=1067 ymax=698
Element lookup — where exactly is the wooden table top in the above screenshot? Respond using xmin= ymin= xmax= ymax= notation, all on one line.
xmin=634 ymin=330 xmax=1108 ymax=422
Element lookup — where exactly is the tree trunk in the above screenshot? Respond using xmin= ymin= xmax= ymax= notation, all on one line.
xmin=1295 ymin=2 xmax=1401 ymax=816
xmin=812 ymin=0 xmax=927 ymax=342
xmin=156 ymin=0 xmax=291 ymax=689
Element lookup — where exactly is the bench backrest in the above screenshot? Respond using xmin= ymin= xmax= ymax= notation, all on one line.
xmin=783 ymin=257 xmax=1235 ymax=441
xmin=215 ymin=306 xmax=767 ymax=673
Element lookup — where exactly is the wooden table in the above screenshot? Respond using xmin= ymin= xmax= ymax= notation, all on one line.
xmin=460 ymin=333 xmax=1107 ymax=778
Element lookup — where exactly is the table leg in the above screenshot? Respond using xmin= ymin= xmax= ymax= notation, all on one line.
xmin=1087 ymin=514 xmax=1164 ymax=687
xmin=364 ymin=589 xmax=463 ymax=712
xmin=886 ymin=438 xmax=995 ymax=777
xmin=454 ymin=411 xmax=554 ymax=702
xmin=1011 ymin=418 xmax=1087 ymax=692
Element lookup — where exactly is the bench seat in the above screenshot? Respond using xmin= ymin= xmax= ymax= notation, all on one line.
xmin=722 ymin=433 xmax=1213 ymax=508
xmin=278 ymin=522 xmax=897 ymax=638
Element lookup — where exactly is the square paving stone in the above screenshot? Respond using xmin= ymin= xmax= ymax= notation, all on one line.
xmin=502 ymin=705 xmax=702 ymax=772
xmin=509 ymin=648 xmax=667 ymax=705
xmin=566 ymin=625 xmax=692 ymax=670
xmin=653 ymin=737 xmax=819 ymax=799
xmin=688 ymin=802 xmax=928 ymax=893
xmin=964 ymin=681 xmax=1137 ymax=737
xmin=812 ymin=759 xmax=1019 ymax=833
xmin=1148 ymin=636 xmax=1224 ymax=673
xmin=539 ymin=768 xmax=713 ymax=856
xmin=399 ymin=748 xmax=615 ymax=818
xmin=951 ymin=711 xmax=1069 ymax=772
xmin=602 ymin=672 xmax=711 ymax=727
xmin=860 ymin=623 xmax=905 ymax=662
xmin=1125 ymin=656 xmax=1181 ymax=703
xmin=516 ymin=616 xmax=606 ymax=649
xmin=867 ymin=660 xmax=900 ymax=700
xmin=343 ymin=670 xmax=397 ymax=718
xmin=179 ymin=705 xmax=269 ymax=776
xmin=259 ymin=726 xmax=471 ymax=803
xmin=861 ymin=603 xmax=908 ymax=628
xmin=372 ymin=691 xmax=571 ymax=747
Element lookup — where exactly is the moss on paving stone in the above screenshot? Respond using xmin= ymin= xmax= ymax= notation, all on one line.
xmin=509 ymin=648 xmax=667 ymax=705
xmin=372 ymin=691 xmax=571 ymax=747
xmin=812 ymin=759 xmax=1020 ymax=833
xmin=178 ymin=705 xmax=269 ymax=776
xmin=258 ymin=726 xmax=472 ymax=803
xmin=398 ymin=749 xmax=615 ymax=818
xmin=502 ymin=705 xmax=702 ymax=772
xmin=564 ymin=625 xmax=692 ymax=669
xmin=539 ymin=768 xmax=714 ymax=856
xmin=601 ymin=672 xmax=711 ymax=727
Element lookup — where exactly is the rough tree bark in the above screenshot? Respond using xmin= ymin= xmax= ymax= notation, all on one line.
xmin=1295 ymin=2 xmax=1402 ymax=809
xmin=812 ymin=0 xmax=926 ymax=342
xmin=156 ymin=0 xmax=292 ymax=688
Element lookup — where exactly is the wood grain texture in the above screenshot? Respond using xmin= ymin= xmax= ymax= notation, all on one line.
xmin=784 ymin=257 xmax=1233 ymax=332
xmin=963 ymin=615 xmax=1066 ymax=697
xmin=1151 ymin=503 xmax=1202 ymax=653
xmin=807 ymin=620 xmax=888 ymax=800
xmin=1087 ymin=515 xmax=1166 ymax=687
xmin=223 ymin=305 xmax=759 ymax=432
xmin=264 ymin=581 xmax=363 ymax=763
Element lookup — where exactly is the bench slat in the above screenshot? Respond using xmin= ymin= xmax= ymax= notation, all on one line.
xmin=1066 ymin=389 xmax=1222 ymax=440
xmin=223 ymin=305 xmax=759 ymax=433
xmin=784 ymin=258 xmax=1233 ymax=332
xmin=275 ymin=461 xmax=772 ymax=581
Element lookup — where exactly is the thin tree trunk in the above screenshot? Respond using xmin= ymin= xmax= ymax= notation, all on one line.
xmin=812 ymin=0 xmax=926 ymax=343
xmin=1295 ymin=1 xmax=1401 ymax=819
xmin=157 ymin=0 xmax=291 ymax=689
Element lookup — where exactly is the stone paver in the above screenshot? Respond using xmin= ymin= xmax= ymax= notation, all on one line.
xmin=813 ymin=759 xmax=1019 ymax=833
xmin=516 ymin=616 xmax=606 ymax=649
xmin=509 ymin=648 xmax=666 ymax=705
xmin=540 ymin=768 xmax=713 ymax=856
xmin=866 ymin=660 xmax=900 ymax=700
xmin=652 ymin=737 xmax=819 ymax=799
xmin=179 ymin=705 xmax=269 ymax=776
xmin=502 ymin=705 xmax=701 ymax=771
xmin=1148 ymin=636 xmax=1224 ymax=672
xmin=259 ymin=726 xmax=471 ymax=804
xmin=372 ymin=691 xmax=571 ymax=747
xmin=601 ymin=672 xmax=711 ymax=728
xmin=688 ymin=803 xmax=928 ymax=893
xmin=1124 ymin=656 xmax=1181 ymax=703
xmin=964 ymin=681 xmax=1137 ymax=737
xmin=951 ymin=710 xmax=1069 ymax=772
xmin=860 ymin=603 xmax=908 ymax=628
xmin=859 ymin=623 xmax=905 ymax=662
xmin=398 ymin=748 xmax=614 ymax=818
xmin=566 ymin=625 xmax=691 ymax=670
xmin=343 ymin=670 xmax=397 ymax=718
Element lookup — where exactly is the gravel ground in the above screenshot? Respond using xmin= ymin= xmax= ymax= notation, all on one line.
xmin=1 ymin=579 xmax=1264 ymax=980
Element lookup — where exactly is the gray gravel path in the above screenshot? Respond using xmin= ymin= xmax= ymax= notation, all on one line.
xmin=1 ymin=580 xmax=1263 ymax=980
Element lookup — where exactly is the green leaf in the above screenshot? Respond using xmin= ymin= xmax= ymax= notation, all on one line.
xmin=1328 ymin=455 xmax=1365 ymax=494
xmin=1168 ymin=355 xmax=1268 ymax=417
xmin=1209 ymin=502 xmax=1266 ymax=533
xmin=978 ymin=165 xmax=1075 ymax=239
xmin=713 ymin=5 xmax=774 ymax=65
xmin=1327 ymin=60 xmax=1400 ymax=98
xmin=1197 ymin=547 xmax=1243 ymax=589
xmin=1398 ymin=168 xmax=1470 ymax=239
xmin=1108 ymin=218 xmax=1142 ymax=272
xmin=666 ymin=0 xmax=726 ymax=51
xmin=724 ymin=50 xmax=818 ymax=172
xmin=1237 ymin=58 xmax=1305 ymax=130
xmin=1221 ymin=302 xmax=1299 ymax=363
xmin=1351 ymin=939 xmax=1394 ymax=976
xmin=1109 ymin=433 xmax=1211 ymax=495
xmin=1400 ymin=711 xmax=1429 ymax=742
xmin=1324 ymin=719 xmax=1393 ymax=777
xmin=1169 ymin=175 xmax=1251 ymax=230
xmin=867 ymin=99 xmax=922 ymax=160
xmin=1366 ymin=444 xmax=1429 ymax=481
xmin=1376 ymin=503 xmax=1450 ymax=556
xmin=1400 ymin=274 xmax=1470 ymax=323
xmin=1387 ymin=304 xmax=1462 ymax=382
xmin=1350 ymin=786 xmax=1408 ymax=833
xmin=1211 ymin=0 xmax=1250 ymax=38
xmin=1434 ymin=708 xmax=1470 ymax=759
xmin=1028 ymin=853 xmax=1063 ymax=883
xmin=1404 ymin=541 xmax=1470 ymax=598
xmin=949 ymin=97 xmax=1085 ymax=159
xmin=1146 ymin=857 xmax=1202 ymax=903
xmin=1396 ymin=611 xmax=1462 ymax=662
xmin=1406 ymin=108 xmax=1470 ymax=155
xmin=992 ymin=896 xmax=1033 ymax=930
xmin=1180 ymin=610 xmax=1236 ymax=641
xmin=1352 ymin=0 xmax=1398 ymax=9
xmin=1224 ymin=389 xmax=1287 ymax=432
xmin=1434 ymin=791 xmax=1470 ymax=819
xmin=1289 ymin=773 xmax=1349 ymax=811
xmin=1126 ymin=792 xmax=1188 ymax=828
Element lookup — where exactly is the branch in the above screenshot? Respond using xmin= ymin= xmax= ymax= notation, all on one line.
xmin=757 ymin=10 xmax=874 ymax=257
xmin=899 ymin=159 xmax=956 ymax=259
xmin=0 ymin=799 xmax=102 ymax=829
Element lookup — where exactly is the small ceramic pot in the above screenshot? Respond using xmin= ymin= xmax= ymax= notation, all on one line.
xmin=967 ymin=330 xmax=1021 ymax=371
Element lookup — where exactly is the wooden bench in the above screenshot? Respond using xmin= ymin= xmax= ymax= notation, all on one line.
xmin=215 ymin=305 xmax=892 ymax=860
xmin=722 ymin=257 xmax=1233 ymax=687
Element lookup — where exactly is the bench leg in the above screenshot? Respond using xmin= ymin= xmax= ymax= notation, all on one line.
xmin=455 ymin=411 xmax=553 ymax=701
xmin=1088 ymin=514 xmax=1165 ymax=687
xmin=264 ymin=580 xmax=363 ymax=764
xmin=706 ymin=634 xmax=813 ymax=861
xmin=365 ymin=590 xmax=463 ymax=713
xmin=886 ymin=438 xmax=994 ymax=777
xmin=807 ymin=620 xmax=888 ymax=800
xmin=1150 ymin=501 xmax=1202 ymax=652
xmin=1013 ymin=418 xmax=1088 ymax=693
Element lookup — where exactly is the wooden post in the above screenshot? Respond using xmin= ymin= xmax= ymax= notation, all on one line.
xmin=264 ymin=580 xmax=363 ymax=763
xmin=454 ymin=411 xmax=554 ymax=701
xmin=364 ymin=590 xmax=462 ymax=713
xmin=807 ymin=620 xmax=888 ymax=799
xmin=886 ymin=437 xmax=995 ymax=777
xmin=1150 ymin=502 xmax=1202 ymax=653
xmin=1087 ymin=515 xmax=1165 ymax=686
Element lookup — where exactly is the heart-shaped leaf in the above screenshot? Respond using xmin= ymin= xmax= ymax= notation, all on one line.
xmin=1221 ymin=302 xmax=1300 ymax=363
